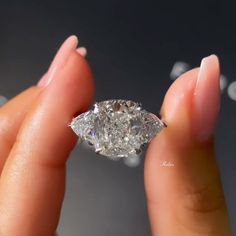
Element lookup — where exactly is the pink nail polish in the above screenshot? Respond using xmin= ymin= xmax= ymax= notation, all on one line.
xmin=193 ymin=55 xmax=221 ymax=141
xmin=37 ymin=35 xmax=78 ymax=87
xmin=76 ymin=47 xmax=87 ymax=57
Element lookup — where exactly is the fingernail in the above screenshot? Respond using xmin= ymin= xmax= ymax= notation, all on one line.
xmin=37 ymin=35 xmax=78 ymax=87
xmin=76 ymin=47 xmax=87 ymax=57
xmin=193 ymin=55 xmax=221 ymax=141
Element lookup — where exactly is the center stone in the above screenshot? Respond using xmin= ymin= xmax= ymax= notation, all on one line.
xmin=70 ymin=100 xmax=165 ymax=159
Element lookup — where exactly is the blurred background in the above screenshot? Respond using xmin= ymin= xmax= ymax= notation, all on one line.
xmin=0 ymin=1 xmax=236 ymax=235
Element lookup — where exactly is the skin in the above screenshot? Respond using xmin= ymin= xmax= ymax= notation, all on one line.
xmin=0 ymin=36 xmax=232 ymax=235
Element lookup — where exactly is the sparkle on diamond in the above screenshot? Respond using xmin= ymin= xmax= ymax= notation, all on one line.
xmin=70 ymin=100 xmax=165 ymax=159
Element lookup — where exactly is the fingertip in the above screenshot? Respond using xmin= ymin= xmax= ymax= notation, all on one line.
xmin=160 ymin=68 xmax=199 ymax=145
xmin=15 ymin=49 xmax=95 ymax=166
xmin=193 ymin=55 xmax=221 ymax=141
xmin=38 ymin=35 xmax=79 ymax=87
xmin=160 ymin=54 xmax=221 ymax=144
xmin=66 ymin=50 xmax=95 ymax=110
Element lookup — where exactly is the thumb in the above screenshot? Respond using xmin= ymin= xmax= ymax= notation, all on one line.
xmin=145 ymin=55 xmax=232 ymax=235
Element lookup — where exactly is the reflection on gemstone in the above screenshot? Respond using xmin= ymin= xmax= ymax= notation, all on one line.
xmin=70 ymin=99 xmax=166 ymax=159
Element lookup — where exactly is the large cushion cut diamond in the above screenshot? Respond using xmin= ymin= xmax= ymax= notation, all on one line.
xmin=70 ymin=100 xmax=166 ymax=159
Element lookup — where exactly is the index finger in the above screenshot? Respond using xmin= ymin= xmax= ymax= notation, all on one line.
xmin=0 ymin=38 xmax=95 ymax=236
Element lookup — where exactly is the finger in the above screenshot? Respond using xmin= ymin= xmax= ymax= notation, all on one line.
xmin=145 ymin=55 xmax=232 ymax=235
xmin=0 ymin=37 xmax=95 ymax=235
xmin=0 ymin=86 xmax=42 ymax=170
xmin=0 ymin=40 xmax=87 ymax=172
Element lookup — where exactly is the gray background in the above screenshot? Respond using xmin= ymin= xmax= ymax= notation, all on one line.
xmin=0 ymin=1 xmax=236 ymax=235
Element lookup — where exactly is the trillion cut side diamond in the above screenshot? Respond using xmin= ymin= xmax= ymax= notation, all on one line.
xmin=70 ymin=100 xmax=166 ymax=159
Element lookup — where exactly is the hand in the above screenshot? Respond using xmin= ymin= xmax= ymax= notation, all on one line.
xmin=0 ymin=36 xmax=232 ymax=236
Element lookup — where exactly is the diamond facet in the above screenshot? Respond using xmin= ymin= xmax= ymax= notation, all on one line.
xmin=70 ymin=100 xmax=166 ymax=159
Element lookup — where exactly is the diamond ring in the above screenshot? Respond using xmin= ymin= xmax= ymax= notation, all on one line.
xmin=69 ymin=99 xmax=167 ymax=159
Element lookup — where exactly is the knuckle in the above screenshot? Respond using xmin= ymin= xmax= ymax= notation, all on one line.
xmin=174 ymin=176 xmax=229 ymax=235
xmin=181 ymin=176 xmax=226 ymax=214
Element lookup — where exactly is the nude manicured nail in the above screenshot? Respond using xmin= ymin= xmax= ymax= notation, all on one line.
xmin=37 ymin=35 xmax=78 ymax=87
xmin=76 ymin=47 xmax=87 ymax=57
xmin=193 ymin=55 xmax=221 ymax=141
